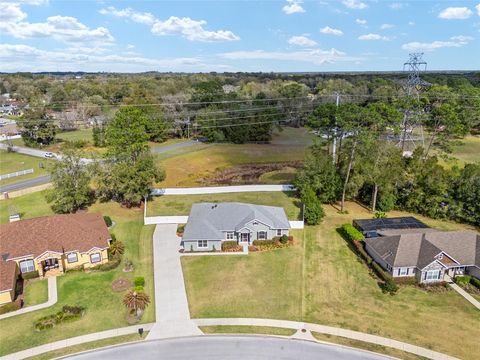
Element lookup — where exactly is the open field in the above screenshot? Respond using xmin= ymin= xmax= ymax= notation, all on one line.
xmin=0 ymin=193 xmax=155 ymax=356
xmin=182 ymin=202 xmax=480 ymax=360
xmin=156 ymin=127 xmax=313 ymax=187
xmin=23 ymin=279 xmax=49 ymax=307
xmin=146 ymin=191 xmax=302 ymax=219
xmin=432 ymin=135 xmax=480 ymax=169
xmin=0 ymin=150 xmax=51 ymax=186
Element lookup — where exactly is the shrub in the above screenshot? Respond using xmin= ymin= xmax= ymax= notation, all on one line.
xmin=373 ymin=211 xmax=387 ymax=219
xmin=353 ymin=241 xmax=372 ymax=265
xmin=65 ymin=265 xmax=85 ymax=273
xmin=90 ymin=257 xmax=121 ymax=271
xmin=110 ymin=233 xmax=117 ymax=242
xmin=251 ymin=239 xmax=290 ymax=251
xmin=133 ymin=286 xmax=144 ymax=292
xmin=280 ymin=234 xmax=289 ymax=244
xmin=34 ymin=305 xmax=85 ymax=331
xmin=221 ymin=241 xmax=242 ymax=252
xmin=394 ymin=277 xmax=418 ymax=286
xmin=103 ymin=216 xmax=113 ymax=227
xmin=454 ymin=275 xmax=471 ymax=285
xmin=22 ymin=270 xmax=39 ymax=280
xmin=0 ymin=301 xmax=21 ymax=315
xmin=134 ymin=276 xmax=145 ymax=287
xmin=300 ymin=186 xmax=325 ymax=225
xmin=470 ymin=277 xmax=480 ymax=289
xmin=340 ymin=224 xmax=365 ymax=242
xmin=382 ymin=278 xmax=399 ymax=295
xmin=177 ymin=224 xmax=185 ymax=235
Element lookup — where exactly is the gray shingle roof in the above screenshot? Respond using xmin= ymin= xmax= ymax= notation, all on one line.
xmin=183 ymin=202 xmax=290 ymax=241
xmin=365 ymin=231 xmax=480 ymax=269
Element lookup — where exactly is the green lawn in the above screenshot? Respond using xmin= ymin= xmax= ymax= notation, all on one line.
xmin=156 ymin=127 xmax=313 ymax=187
xmin=0 ymin=193 xmax=155 ymax=356
xmin=200 ymin=325 xmax=296 ymax=336
xmin=23 ymin=279 xmax=49 ymax=307
xmin=0 ymin=190 xmax=54 ymax=223
xmin=181 ymin=202 xmax=480 ymax=360
xmin=0 ymin=150 xmax=51 ymax=186
xmin=146 ymin=191 xmax=302 ymax=220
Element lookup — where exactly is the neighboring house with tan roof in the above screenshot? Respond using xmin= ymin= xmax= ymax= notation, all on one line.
xmin=0 ymin=213 xmax=111 ymax=305
xmin=364 ymin=230 xmax=480 ymax=284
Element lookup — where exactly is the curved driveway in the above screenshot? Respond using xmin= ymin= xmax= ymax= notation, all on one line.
xmin=63 ymin=336 xmax=391 ymax=360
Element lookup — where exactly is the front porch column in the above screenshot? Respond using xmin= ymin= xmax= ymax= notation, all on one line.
xmin=57 ymin=257 xmax=64 ymax=273
xmin=37 ymin=261 xmax=44 ymax=277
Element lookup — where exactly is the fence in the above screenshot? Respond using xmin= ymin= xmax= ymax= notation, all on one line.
xmin=0 ymin=168 xmax=33 ymax=180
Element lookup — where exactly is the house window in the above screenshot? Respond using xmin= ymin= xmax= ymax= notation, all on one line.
xmin=386 ymin=264 xmax=392 ymax=271
xmin=226 ymin=232 xmax=234 ymax=240
xmin=19 ymin=259 xmax=35 ymax=273
xmin=67 ymin=253 xmax=78 ymax=263
xmin=257 ymin=231 xmax=267 ymax=240
xmin=276 ymin=229 xmax=282 ymax=236
xmin=198 ymin=240 xmax=208 ymax=248
xmin=90 ymin=253 xmax=101 ymax=264
xmin=425 ymin=270 xmax=440 ymax=281
xmin=399 ymin=268 xmax=408 ymax=276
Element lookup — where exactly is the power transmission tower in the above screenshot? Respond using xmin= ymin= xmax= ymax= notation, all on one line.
xmin=397 ymin=53 xmax=430 ymax=154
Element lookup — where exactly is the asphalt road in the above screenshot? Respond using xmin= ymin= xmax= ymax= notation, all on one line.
xmin=0 ymin=175 xmax=51 ymax=193
xmin=63 ymin=336 xmax=390 ymax=360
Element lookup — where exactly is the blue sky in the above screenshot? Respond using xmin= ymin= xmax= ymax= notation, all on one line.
xmin=0 ymin=0 xmax=479 ymax=72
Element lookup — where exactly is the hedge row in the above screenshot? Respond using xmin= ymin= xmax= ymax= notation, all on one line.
xmin=34 ymin=305 xmax=85 ymax=331
xmin=221 ymin=241 xmax=242 ymax=252
xmin=470 ymin=277 xmax=480 ymax=289
xmin=454 ymin=275 xmax=471 ymax=285
xmin=340 ymin=224 xmax=365 ymax=242
xmin=90 ymin=256 xmax=121 ymax=271
xmin=0 ymin=300 xmax=21 ymax=315
xmin=22 ymin=270 xmax=39 ymax=280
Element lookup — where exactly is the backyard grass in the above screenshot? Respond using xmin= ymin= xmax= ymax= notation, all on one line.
xmin=182 ymin=202 xmax=480 ymax=360
xmin=200 ymin=326 xmax=296 ymax=336
xmin=146 ymin=191 xmax=302 ymax=220
xmin=156 ymin=127 xmax=313 ymax=187
xmin=0 ymin=193 xmax=155 ymax=356
xmin=312 ymin=332 xmax=427 ymax=360
xmin=0 ymin=150 xmax=51 ymax=186
xmin=24 ymin=333 xmax=148 ymax=360
xmin=23 ymin=279 xmax=49 ymax=307
xmin=0 ymin=190 xmax=54 ymax=223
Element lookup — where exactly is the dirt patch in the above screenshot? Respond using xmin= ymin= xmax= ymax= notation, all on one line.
xmin=200 ymin=162 xmax=302 ymax=185
xmin=111 ymin=278 xmax=133 ymax=292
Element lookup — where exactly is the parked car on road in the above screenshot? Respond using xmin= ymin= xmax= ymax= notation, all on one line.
xmin=44 ymin=152 xmax=55 ymax=158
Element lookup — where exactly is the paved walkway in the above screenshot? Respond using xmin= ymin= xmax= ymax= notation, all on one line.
xmin=151 ymin=184 xmax=295 ymax=196
xmin=146 ymin=224 xmax=202 ymax=340
xmin=446 ymin=278 xmax=480 ymax=310
xmin=0 ymin=277 xmax=57 ymax=320
xmin=193 ymin=318 xmax=459 ymax=360
xmin=2 ymin=323 xmax=155 ymax=360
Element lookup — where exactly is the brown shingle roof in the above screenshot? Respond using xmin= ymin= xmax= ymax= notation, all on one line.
xmin=0 ymin=213 xmax=111 ymax=261
xmin=0 ymin=260 xmax=17 ymax=292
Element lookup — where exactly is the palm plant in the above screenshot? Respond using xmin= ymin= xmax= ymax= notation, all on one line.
xmin=123 ymin=290 xmax=150 ymax=317
xmin=109 ymin=240 xmax=125 ymax=257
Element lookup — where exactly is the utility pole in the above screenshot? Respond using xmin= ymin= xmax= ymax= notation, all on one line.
xmin=332 ymin=92 xmax=340 ymax=165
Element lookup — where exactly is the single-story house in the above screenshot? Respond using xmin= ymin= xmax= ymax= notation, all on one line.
xmin=0 ymin=213 xmax=111 ymax=305
xmin=182 ymin=202 xmax=290 ymax=252
xmin=353 ymin=216 xmax=430 ymax=238
xmin=364 ymin=229 xmax=480 ymax=284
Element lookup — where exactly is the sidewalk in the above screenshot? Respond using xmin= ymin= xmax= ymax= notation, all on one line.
xmin=446 ymin=279 xmax=480 ymax=310
xmin=0 ymin=276 xmax=57 ymax=320
xmin=193 ymin=318 xmax=459 ymax=360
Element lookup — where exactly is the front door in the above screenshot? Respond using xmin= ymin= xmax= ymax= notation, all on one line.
xmin=240 ymin=233 xmax=250 ymax=244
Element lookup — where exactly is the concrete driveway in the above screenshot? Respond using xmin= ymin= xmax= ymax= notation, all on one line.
xmin=64 ymin=336 xmax=391 ymax=360
xmin=146 ymin=224 xmax=202 ymax=340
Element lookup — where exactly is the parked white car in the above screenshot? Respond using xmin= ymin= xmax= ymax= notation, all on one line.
xmin=44 ymin=152 xmax=55 ymax=158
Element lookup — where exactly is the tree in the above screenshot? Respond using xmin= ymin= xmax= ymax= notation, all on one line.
xmin=142 ymin=106 xmax=169 ymax=143
xmin=46 ymin=150 xmax=93 ymax=213
xmin=18 ymin=108 xmax=57 ymax=147
xmin=106 ymin=107 xmax=149 ymax=162
xmin=451 ymin=164 xmax=480 ymax=227
xmin=92 ymin=122 xmax=106 ymax=147
xmin=123 ymin=290 xmax=150 ymax=317
xmin=300 ymin=186 xmax=325 ymax=225
xmin=109 ymin=240 xmax=125 ymax=257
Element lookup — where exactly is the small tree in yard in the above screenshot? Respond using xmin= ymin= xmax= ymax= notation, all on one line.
xmin=301 ymin=186 xmax=325 ymax=225
xmin=109 ymin=240 xmax=125 ymax=257
xmin=123 ymin=290 xmax=150 ymax=317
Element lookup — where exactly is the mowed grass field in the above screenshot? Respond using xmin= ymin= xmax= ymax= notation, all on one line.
xmin=182 ymin=202 xmax=480 ymax=360
xmin=146 ymin=191 xmax=302 ymax=219
xmin=0 ymin=192 xmax=155 ymax=356
xmin=0 ymin=150 xmax=52 ymax=186
xmin=156 ymin=127 xmax=314 ymax=187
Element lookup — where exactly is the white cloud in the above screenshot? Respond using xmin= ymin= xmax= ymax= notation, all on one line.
xmin=476 ymin=4 xmax=480 ymax=16
xmin=380 ymin=23 xmax=394 ymax=29
xmin=151 ymin=16 xmax=239 ymax=42
xmin=356 ymin=18 xmax=367 ymax=25
xmin=99 ymin=6 xmax=155 ymax=25
xmin=126 ymin=44 xmax=135 ymax=49
xmin=0 ymin=2 xmax=27 ymax=22
xmin=408 ymin=21 xmax=415 ymax=26
xmin=389 ymin=3 xmax=405 ymax=10
xmin=438 ymin=7 xmax=473 ymax=20
xmin=219 ymin=48 xmax=359 ymax=66
xmin=288 ymin=35 xmax=317 ymax=47
xmin=282 ymin=0 xmax=305 ymax=14
xmin=402 ymin=35 xmax=473 ymax=51
xmin=1 ymin=0 xmax=48 ymax=4
xmin=0 ymin=15 xmax=114 ymax=43
xmin=358 ymin=33 xmax=389 ymax=41
xmin=320 ymin=26 xmax=343 ymax=36
xmin=342 ymin=0 xmax=367 ymax=10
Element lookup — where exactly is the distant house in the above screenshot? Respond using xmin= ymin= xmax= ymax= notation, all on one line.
xmin=182 ymin=202 xmax=290 ymax=252
xmin=357 ymin=218 xmax=480 ymax=284
xmin=0 ymin=213 xmax=111 ymax=305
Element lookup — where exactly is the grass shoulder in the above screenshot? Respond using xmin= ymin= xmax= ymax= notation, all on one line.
xmin=200 ymin=325 xmax=296 ymax=336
